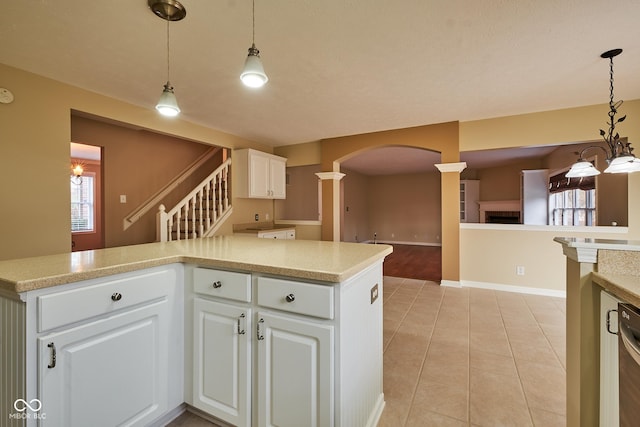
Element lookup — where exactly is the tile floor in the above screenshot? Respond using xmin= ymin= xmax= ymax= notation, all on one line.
xmin=168 ymin=276 xmax=567 ymax=427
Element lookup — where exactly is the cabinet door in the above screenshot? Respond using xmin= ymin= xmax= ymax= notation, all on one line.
xmin=38 ymin=300 xmax=169 ymax=427
xmin=193 ymin=298 xmax=251 ymax=427
xmin=269 ymin=157 xmax=287 ymax=199
xmin=249 ymin=152 xmax=271 ymax=198
xmin=257 ymin=311 xmax=334 ymax=427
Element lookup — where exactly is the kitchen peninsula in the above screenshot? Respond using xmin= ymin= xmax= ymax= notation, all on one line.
xmin=0 ymin=236 xmax=392 ymax=427
xmin=555 ymin=237 xmax=640 ymax=427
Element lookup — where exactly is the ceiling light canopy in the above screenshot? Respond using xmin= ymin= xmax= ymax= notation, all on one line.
xmin=148 ymin=0 xmax=186 ymax=117
xmin=566 ymin=49 xmax=640 ymax=177
xmin=241 ymin=0 xmax=268 ymax=88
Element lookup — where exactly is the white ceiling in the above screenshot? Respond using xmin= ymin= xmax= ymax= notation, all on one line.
xmin=2 ymin=0 xmax=640 ymax=150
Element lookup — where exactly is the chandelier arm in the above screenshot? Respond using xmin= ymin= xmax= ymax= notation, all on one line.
xmin=578 ymin=145 xmax=611 ymax=162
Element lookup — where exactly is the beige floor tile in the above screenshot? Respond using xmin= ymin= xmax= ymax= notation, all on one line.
xmin=516 ymin=359 xmax=566 ymax=416
xmin=470 ymin=349 xmax=518 ymax=378
xmin=412 ymin=379 xmax=469 ymax=422
xmin=406 ymin=409 xmax=470 ymax=427
xmin=530 ymin=407 xmax=566 ymax=427
xmin=469 ymin=330 xmax=512 ymax=357
xmin=469 ymin=369 xmax=533 ymax=427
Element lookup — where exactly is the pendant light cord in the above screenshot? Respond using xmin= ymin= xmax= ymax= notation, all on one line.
xmin=166 ymin=18 xmax=171 ymax=83
xmin=252 ymin=0 xmax=256 ymax=45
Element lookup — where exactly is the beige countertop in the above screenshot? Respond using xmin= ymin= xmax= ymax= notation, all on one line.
xmin=592 ymin=272 xmax=640 ymax=307
xmin=0 ymin=236 xmax=392 ymax=294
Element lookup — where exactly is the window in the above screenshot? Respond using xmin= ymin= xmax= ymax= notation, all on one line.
xmin=548 ymin=173 xmax=596 ymax=226
xmin=71 ymin=173 xmax=95 ymax=232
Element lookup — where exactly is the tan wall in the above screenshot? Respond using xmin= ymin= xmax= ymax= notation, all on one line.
xmin=0 ymin=63 xmax=268 ymax=260
xmin=367 ymin=172 xmax=441 ymax=244
xmin=274 ymin=164 xmax=321 ymax=221
xmin=459 ymin=100 xmax=640 ymax=291
xmin=342 ymin=168 xmax=370 ymax=242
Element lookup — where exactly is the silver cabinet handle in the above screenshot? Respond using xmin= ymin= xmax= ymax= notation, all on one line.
xmin=212 ymin=281 xmax=222 ymax=289
xmin=285 ymin=293 xmax=295 ymax=303
xmin=237 ymin=313 xmax=246 ymax=335
xmin=257 ymin=318 xmax=264 ymax=340
xmin=47 ymin=342 xmax=56 ymax=369
xmin=111 ymin=292 xmax=122 ymax=302
xmin=606 ymin=309 xmax=618 ymax=335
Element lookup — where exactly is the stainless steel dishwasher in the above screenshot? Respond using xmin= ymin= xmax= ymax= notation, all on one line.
xmin=618 ymin=302 xmax=640 ymax=426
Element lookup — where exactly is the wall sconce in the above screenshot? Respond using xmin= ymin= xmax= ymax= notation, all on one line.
xmin=71 ymin=163 xmax=84 ymax=185
xmin=566 ymin=49 xmax=640 ymax=177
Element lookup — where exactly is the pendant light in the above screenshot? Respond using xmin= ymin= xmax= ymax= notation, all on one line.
xmin=240 ymin=0 xmax=268 ymax=88
xmin=148 ymin=0 xmax=186 ymax=117
xmin=566 ymin=49 xmax=640 ymax=177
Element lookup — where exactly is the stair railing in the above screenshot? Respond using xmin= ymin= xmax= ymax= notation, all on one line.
xmin=157 ymin=158 xmax=232 ymax=242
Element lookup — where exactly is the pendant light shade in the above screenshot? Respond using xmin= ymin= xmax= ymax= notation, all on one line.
xmin=566 ymin=49 xmax=639 ymax=178
xmin=241 ymin=44 xmax=268 ymax=88
xmin=156 ymin=82 xmax=180 ymax=116
xmin=149 ymin=0 xmax=186 ymax=117
xmin=241 ymin=0 xmax=268 ymax=88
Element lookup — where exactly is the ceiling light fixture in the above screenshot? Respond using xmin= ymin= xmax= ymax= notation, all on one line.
xmin=240 ymin=0 xmax=268 ymax=88
xmin=566 ymin=49 xmax=640 ymax=177
xmin=148 ymin=0 xmax=186 ymax=117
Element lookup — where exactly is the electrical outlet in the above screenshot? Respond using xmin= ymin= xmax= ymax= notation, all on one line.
xmin=516 ymin=266 xmax=525 ymax=276
xmin=370 ymin=283 xmax=379 ymax=304
xmin=255 ymin=213 xmax=259 ymax=221
xmin=120 ymin=195 xmax=127 ymax=203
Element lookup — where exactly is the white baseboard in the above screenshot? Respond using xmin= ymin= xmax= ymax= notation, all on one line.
xmin=460 ymin=280 xmax=566 ymax=298
xmin=440 ymin=280 xmax=461 ymax=288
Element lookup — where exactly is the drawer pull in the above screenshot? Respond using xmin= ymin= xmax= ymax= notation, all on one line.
xmin=111 ymin=292 xmax=122 ymax=302
xmin=257 ymin=318 xmax=265 ymax=341
xmin=47 ymin=342 xmax=56 ymax=369
xmin=285 ymin=293 xmax=295 ymax=303
xmin=606 ymin=309 xmax=618 ymax=335
xmin=212 ymin=281 xmax=222 ymax=289
xmin=237 ymin=313 xmax=246 ymax=335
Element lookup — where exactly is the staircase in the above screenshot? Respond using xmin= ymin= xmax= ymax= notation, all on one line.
xmin=156 ymin=158 xmax=232 ymax=242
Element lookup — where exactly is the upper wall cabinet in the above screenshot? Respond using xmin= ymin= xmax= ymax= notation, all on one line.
xmin=235 ymin=149 xmax=287 ymax=199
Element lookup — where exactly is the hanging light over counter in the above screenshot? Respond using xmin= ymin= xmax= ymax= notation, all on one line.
xmin=566 ymin=49 xmax=640 ymax=177
xmin=148 ymin=0 xmax=186 ymax=117
xmin=240 ymin=0 xmax=268 ymax=88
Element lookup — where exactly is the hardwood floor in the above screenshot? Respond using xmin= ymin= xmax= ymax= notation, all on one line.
xmin=382 ymin=244 xmax=441 ymax=282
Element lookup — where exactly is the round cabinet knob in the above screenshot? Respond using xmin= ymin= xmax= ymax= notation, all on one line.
xmin=285 ymin=293 xmax=295 ymax=303
xmin=212 ymin=281 xmax=222 ymax=289
xmin=111 ymin=292 xmax=123 ymax=302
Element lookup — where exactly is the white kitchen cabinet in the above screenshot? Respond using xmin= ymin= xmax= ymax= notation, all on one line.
xmin=600 ymin=290 xmax=621 ymax=427
xmin=38 ymin=300 xmax=170 ymax=426
xmin=258 ymin=229 xmax=295 ymax=240
xmin=193 ymin=298 xmax=251 ymax=427
xmin=8 ymin=265 xmax=183 ymax=427
xmin=460 ymin=180 xmax=479 ymax=223
xmin=187 ymin=262 xmax=385 ymax=427
xmin=235 ymin=149 xmax=287 ymax=199
xmin=257 ymin=311 xmax=333 ymax=427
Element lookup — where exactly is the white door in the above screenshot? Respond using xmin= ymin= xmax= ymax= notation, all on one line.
xmin=257 ymin=311 xmax=334 ymax=427
xmin=193 ymin=298 xmax=251 ymax=427
xmin=249 ymin=152 xmax=271 ymax=198
xmin=269 ymin=158 xmax=287 ymax=199
xmin=38 ymin=300 xmax=169 ymax=427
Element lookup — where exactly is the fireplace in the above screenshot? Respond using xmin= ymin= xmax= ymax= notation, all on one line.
xmin=478 ymin=200 xmax=521 ymax=224
xmin=485 ymin=211 xmax=521 ymax=224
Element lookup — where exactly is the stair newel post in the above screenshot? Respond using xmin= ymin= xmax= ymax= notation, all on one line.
xmin=157 ymin=204 xmax=168 ymax=242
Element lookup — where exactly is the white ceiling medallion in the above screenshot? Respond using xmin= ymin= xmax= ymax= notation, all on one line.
xmin=0 ymin=88 xmax=14 ymax=104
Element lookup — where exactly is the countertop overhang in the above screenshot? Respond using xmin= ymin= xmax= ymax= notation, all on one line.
xmin=0 ymin=236 xmax=393 ymax=294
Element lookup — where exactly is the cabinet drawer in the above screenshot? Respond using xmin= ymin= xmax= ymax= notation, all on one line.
xmin=193 ymin=268 xmax=251 ymax=302
xmin=257 ymin=277 xmax=334 ymax=319
xmin=38 ymin=267 xmax=175 ymax=332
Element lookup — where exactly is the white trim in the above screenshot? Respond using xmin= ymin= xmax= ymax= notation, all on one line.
xmin=460 ymin=280 xmax=566 ymax=298
xmin=440 ymin=280 xmax=462 ymax=288
xmin=461 ymin=222 xmax=629 ymax=234
xmin=315 ymin=172 xmax=346 ymax=181
xmin=434 ymin=162 xmax=467 ymax=173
